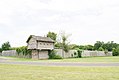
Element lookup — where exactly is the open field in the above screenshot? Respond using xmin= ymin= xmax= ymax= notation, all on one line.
xmin=0 ymin=64 xmax=119 ymax=80
xmin=2 ymin=56 xmax=119 ymax=62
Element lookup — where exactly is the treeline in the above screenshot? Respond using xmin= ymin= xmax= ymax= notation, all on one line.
xmin=47 ymin=31 xmax=119 ymax=56
xmin=0 ymin=41 xmax=11 ymax=52
xmin=0 ymin=32 xmax=119 ymax=56
xmin=69 ymin=41 xmax=119 ymax=56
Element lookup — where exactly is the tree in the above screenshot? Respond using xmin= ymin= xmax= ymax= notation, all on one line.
xmin=98 ymin=47 xmax=104 ymax=51
xmin=47 ymin=32 xmax=57 ymax=41
xmin=102 ymin=41 xmax=118 ymax=51
xmin=48 ymin=50 xmax=62 ymax=59
xmin=1 ymin=41 xmax=11 ymax=51
xmin=55 ymin=42 xmax=62 ymax=48
xmin=60 ymin=32 xmax=71 ymax=52
xmin=112 ymin=46 xmax=119 ymax=56
xmin=84 ymin=45 xmax=94 ymax=51
xmin=94 ymin=41 xmax=104 ymax=50
xmin=78 ymin=45 xmax=85 ymax=50
xmin=69 ymin=44 xmax=80 ymax=50
xmin=16 ymin=46 xmax=32 ymax=56
xmin=0 ymin=48 xmax=2 ymax=52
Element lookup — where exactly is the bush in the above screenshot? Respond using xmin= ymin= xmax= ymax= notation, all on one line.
xmin=77 ymin=49 xmax=82 ymax=58
xmin=15 ymin=46 xmax=32 ymax=56
xmin=53 ymin=55 xmax=62 ymax=59
xmin=48 ymin=50 xmax=62 ymax=59
xmin=0 ymin=48 xmax=2 ymax=52
xmin=74 ymin=48 xmax=82 ymax=58
xmin=112 ymin=47 xmax=119 ymax=56
xmin=98 ymin=47 xmax=104 ymax=51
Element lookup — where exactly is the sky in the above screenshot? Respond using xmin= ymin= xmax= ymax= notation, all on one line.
xmin=0 ymin=0 xmax=119 ymax=47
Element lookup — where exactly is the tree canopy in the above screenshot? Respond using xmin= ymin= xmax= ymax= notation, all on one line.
xmin=47 ymin=32 xmax=57 ymax=41
xmin=1 ymin=41 xmax=11 ymax=51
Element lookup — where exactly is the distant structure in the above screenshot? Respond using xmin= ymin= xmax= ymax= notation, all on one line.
xmin=2 ymin=50 xmax=17 ymax=57
xmin=81 ymin=50 xmax=112 ymax=57
xmin=26 ymin=35 xmax=54 ymax=59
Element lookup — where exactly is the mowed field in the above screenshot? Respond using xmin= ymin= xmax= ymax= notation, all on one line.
xmin=0 ymin=64 xmax=119 ymax=80
xmin=0 ymin=56 xmax=119 ymax=80
xmin=12 ymin=56 xmax=119 ymax=62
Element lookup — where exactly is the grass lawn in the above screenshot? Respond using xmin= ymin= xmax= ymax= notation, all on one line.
xmin=0 ymin=64 xmax=119 ymax=80
xmin=5 ymin=56 xmax=119 ymax=62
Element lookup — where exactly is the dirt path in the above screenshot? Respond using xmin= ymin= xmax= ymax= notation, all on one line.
xmin=0 ymin=59 xmax=119 ymax=66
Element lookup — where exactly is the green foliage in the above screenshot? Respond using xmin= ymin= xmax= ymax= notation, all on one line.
xmin=0 ymin=48 xmax=2 ymax=52
xmin=47 ymin=31 xmax=70 ymax=53
xmin=15 ymin=46 xmax=32 ymax=56
xmin=55 ymin=42 xmax=62 ymax=48
xmin=1 ymin=41 xmax=11 ymax=51
xmin=47 ymin=32 xmax=57 ymax=41
xmin=78 ymin=45 xmax=85 ymax=50
xmin=60 ymin=32 xmax=70 ymax=52
xmin=48 ymin=50 xmax=55 ymax=59
xmin=48 ymin=50 xmax=62 ymax=59
xmin=102 ymin=41 xmax=118 ymax=51
xmin=112 ymin=47 xmax=119 ymax=56
xmin=94 ymin=41 xmax=118 ymax=52
xmin=69 ymin=44 xmax=80 ymax=50
xmin=98 ymin=47 xmax=104 ymax=51
xmin=77 ymin=50 xmax=82 ymax=58
xmin=75 ymin=48 xmax=82 ymax=58
xmin=84 ymin=45 xmax=94 ymax=50
xmin=53 ymin=55 xmax=63 ymax=59
xmin=94 ymin=41 xmax=104 ymax=50
xmin=77 ymin=45 xmax=94 ymax=51
xmin=63 ymin=43 xmax=69 ymax=52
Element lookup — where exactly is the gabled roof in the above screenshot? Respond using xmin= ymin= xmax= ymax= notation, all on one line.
xmin=26 ymin=35 xmax=54 ymax=43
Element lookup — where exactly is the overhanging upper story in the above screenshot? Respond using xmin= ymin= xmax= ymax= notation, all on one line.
xmin=26 ymin=35 xmax=54 ymax=50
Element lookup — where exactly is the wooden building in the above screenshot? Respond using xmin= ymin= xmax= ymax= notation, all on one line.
xmin=26 ymin=35 xmax=54 ymax=59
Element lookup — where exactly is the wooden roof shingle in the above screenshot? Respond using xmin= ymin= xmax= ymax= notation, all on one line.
xmin=26 ymin=35 xmax=54 ymax=43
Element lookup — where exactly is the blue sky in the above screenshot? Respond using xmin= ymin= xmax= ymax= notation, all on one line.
xmin=0 ymin=0 xmax=119 ymax=47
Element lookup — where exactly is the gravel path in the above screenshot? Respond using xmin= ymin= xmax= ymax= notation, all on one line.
xmin=0 ymin=59 xmax=119 ymax=66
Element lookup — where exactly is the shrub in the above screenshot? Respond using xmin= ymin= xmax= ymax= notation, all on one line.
xmin=15 ymin=46 xmax=32 ymax=56
xmin=98 ymin=47 xmax=104 ymax=51
xmin=53 ymin=55 xmax=62 ymax=59
xmin=74 ymin=48 xmax=82 ymax=58
xmin=48 ymin=50 xmax=62 ymax=59
xmin=77 ymin=49 xmax=82 ymax=58
xmin=0 ymin=48 xmax=2 ymax=52
xmin=112 ymin=47 xmax=119 ymax=56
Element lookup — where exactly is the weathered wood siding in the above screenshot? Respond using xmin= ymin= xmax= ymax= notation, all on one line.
xmin=27 ymin=38 xmax=37 ymax=49
xmin=39 ymin=51 xmax=49 ymax=59
xmin=37 ymin=42 xmax=54 ymax=50
xmin=32 ymin=50 xmax=39 ymax=60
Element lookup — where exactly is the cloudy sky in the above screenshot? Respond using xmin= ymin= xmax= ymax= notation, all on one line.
xmin=0 ymin=0 xmax=119 ymax=47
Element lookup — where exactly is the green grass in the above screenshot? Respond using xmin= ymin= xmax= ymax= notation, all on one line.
xmin=57 ymin=56 xmax=119 ymax=62
xmin=10 ymin=56 xmax=119 ymax=62
xmin=1 ymin=56 xmax=119 ymax=62
xmin=0 ymin=64 xmax=119 ymax=80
